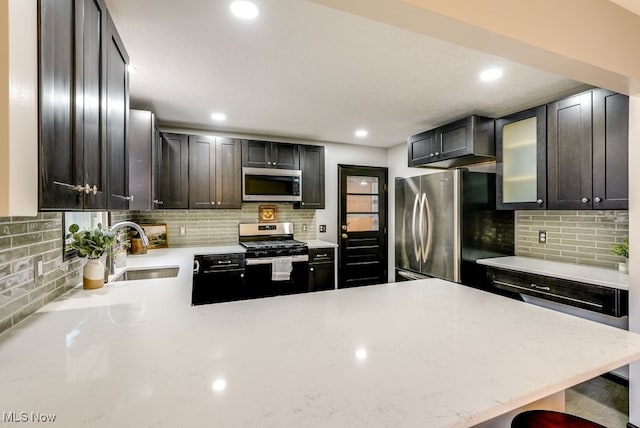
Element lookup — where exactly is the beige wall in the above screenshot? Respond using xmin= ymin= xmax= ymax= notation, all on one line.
xmin=0 ymin=0 xmax=38 ymax=217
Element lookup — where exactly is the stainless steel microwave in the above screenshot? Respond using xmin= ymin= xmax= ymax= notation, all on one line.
xmin=242 ymin=167 xmax=302 ymax=202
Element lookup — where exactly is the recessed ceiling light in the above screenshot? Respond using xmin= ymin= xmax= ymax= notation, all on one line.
xmin=480 ymin=68 xmax=503 ymax=82
xmin=212 ymin=378 xmax=227 ymax=392
xmin=230 ymin=1 xmax=259 ymax=20
xmin=355 ymin=129 xmax=368 ymax=138
xmin=355 ymin=348 xmax=368 ymax=360
xmin=211 ymin=113 xmax=227 ymax=121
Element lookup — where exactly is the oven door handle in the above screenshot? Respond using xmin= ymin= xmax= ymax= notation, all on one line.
xmin=245 ymin=255 xmax=309 ymax=265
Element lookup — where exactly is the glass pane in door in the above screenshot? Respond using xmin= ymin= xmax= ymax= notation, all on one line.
xmin=503 ymin=117 xmax=537 ymax=203
xmin=347 ymin=176 xmax=378 ymax=194
xmin=347 ymin=195 xmax=379 ymax=212
xmin=346 ymin=214 xmax=379 ymax=232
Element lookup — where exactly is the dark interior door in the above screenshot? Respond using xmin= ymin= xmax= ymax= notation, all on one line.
xmin=338 ymin=165 xmax=388 ymax=288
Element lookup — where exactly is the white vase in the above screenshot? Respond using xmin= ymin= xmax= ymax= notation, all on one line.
xmin=83 ymin=258 xmax=105 ymax=290
xmin=618 ymin=261 xmax=628 ymax=274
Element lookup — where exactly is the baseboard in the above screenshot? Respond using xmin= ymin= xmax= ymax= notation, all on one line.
xmin=626 ymin=423 xmax=639 ymax=428
xmin=602 ymin=372 xmax=629 ymax=387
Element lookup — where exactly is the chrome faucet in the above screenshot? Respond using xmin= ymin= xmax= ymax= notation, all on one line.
xmin=106 ymin=221 xmax=150 ymax=276
xmin=109 ymin=221 xmax=150 ymax=246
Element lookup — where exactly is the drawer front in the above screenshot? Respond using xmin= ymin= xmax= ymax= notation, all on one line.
xmin=487 ymin=268 xmax=627 ymax=317
xmin=196 ymin=253 xmax=245 ymax=272
xmin=309 ymin=248 xmax=335 ymax=263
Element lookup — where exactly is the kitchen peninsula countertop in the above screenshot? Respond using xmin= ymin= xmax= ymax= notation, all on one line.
xmin=477 ymin=256 xmax=629 ymax=290
xmin=2 ymin=248 xmax=640 ymax=427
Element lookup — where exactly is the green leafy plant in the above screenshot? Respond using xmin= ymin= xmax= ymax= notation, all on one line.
xmin=67 ymin=223 xmax=116 ymax=259
xmin=612 ymin=239 xmax=629 ymax=259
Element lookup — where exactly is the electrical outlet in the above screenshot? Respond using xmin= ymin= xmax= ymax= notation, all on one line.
xmin=179 ymin=226 xmax=186 ymax=237
xmin=538 ymin=230 xmax=547 ymax=244
xmin=34 ymin=255 xmax=44 ymax=284
xmin=302 ymin=224 xmax=308 ymax=232
xmin=319 ymin=225 xmax=327 ymax=233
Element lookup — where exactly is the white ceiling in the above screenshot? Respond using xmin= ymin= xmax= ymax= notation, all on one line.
xmin=105 ymin=0 xmax=586 ymax=148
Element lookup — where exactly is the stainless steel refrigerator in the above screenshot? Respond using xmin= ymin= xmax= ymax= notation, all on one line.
xmin=395 ymin=169 xmax=514 ymax=287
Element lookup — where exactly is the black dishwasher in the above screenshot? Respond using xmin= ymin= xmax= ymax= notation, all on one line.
xmin=192 ymin=253 xmax=245 ymax=305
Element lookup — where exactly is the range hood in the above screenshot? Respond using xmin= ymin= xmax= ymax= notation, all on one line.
xmin=407 ymin=115 xmax=495 ymax=168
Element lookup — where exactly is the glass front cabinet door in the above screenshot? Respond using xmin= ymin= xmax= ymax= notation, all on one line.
xmin=496 ymin=106 xmax=547 ymax=210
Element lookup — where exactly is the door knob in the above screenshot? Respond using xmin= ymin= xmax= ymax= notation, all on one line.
xmin=581 ymin=197 xmax=590 ymax=204
xmin=341 ymin=233 xmax=348 ymax=239
xmin=536 ymin=199 xmax=543 ymax=205
xmin=594 ymin=197 xmax=602 ymax=203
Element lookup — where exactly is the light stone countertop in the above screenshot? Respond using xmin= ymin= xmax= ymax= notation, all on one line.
xmin=477 ymin=256 xmax=629 ymax=290
xmin=304 ymin=239 xmax=338 ymax=248
xmin=2 ymin=248 xmax=640 ymax=427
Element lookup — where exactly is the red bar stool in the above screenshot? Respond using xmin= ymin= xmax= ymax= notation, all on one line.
xmin=511 ymin=410 xmax=607 ymax=428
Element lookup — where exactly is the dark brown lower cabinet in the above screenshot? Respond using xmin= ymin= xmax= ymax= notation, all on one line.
xmin=487 ymin=267 xmax=628 ymax=317
xmin=309 ymin=248 xmax=335 ymax=292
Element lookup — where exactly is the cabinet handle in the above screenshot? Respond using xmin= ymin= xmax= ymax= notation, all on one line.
xmin=193 ymin=260 xmax=200 ymax=274
xmin=301 ymin=202 xmax=305 ymax=206
xmin=435 ymin=152 xmax=440 ymax=156
xmin=273 ymin=162 xmax=277 ymax=166
xmin=211 ymin=201 xmax=215 ymax=205
xmin=429 ymin=153 xmax=435 ymax=157
xmin=267 ymin=161 xmax=272 ymax=165
xmin=493 ymin=279 xmax=602 ymax=309
xmin=85 ymin=184 xmax=100 ymax=195
xmin=217 ymin=260 xmax=233 ymax=264
xmin=240 ymin=273 xmax=244 ymax=278
xmin=112 ymin=194 xmax=134 ymax=201
xmin=536 ymin=199 xmax=543 ymax=205
xmin=217 ymin=201 xmax=221 ymax=205
xmin=153 ymin=200 xmax=164 ymax=205
xmin=594 ymin=197 xmax=602 ymax=203
xmin=310 ymin=267 xmax=314 ymax=272
xmin=317 ymin=253 xmax=327 ymax=257
xmin=530 ymin=283 xmax=550 ymax=291
xmin=581 ymin=197 xmax=590 ymax=204
xmin=53 ymin=181 xmax=85 ymax=193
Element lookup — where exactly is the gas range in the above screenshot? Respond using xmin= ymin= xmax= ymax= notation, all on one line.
xmin=239 ymin=222 xmax=308 ymax=258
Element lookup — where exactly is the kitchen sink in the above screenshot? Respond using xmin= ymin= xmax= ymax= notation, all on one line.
xmin=112 ymin=267 xmax=179 ymax=282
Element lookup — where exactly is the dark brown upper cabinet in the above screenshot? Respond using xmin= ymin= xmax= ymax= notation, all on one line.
xmin=160 ymin=133 xmax=189 ymax=209
xmin=38 ymin=0 xmax=129 ymax=211
xmin=407 ymin=129 xmax=436 ymax=167
xmin=188 ymin=135 xmax=242 ymax=209
xmin=407 ymin=116 xmax=495 ymax=168
xmin=39 ymin=0 xmax=108 ymax=210
xmin=105 ymin=13 xmax=130 ymax=210
xmin=242 ymin=140 xmax=300 ymax=170
xmin=295 ymin=145 xmax=325 ymax=209
xmin=496 ymin=106 xmax=547 ymax=210
xmin=591 ymin=89 xmax=628 ymax=210
xmin=547 ymin=89 xmax=628 ymax=210
xmin=128 ymin=109 xmax=161 ymax=210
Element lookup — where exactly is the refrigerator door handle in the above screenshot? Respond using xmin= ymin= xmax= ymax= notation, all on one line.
xmin=412 ymin=193 xmax=421 ymax=262
xmin=421 ymin=192 xmax=432 ymax=263
xmin=419 ymin=193 xmax=428 ymax=263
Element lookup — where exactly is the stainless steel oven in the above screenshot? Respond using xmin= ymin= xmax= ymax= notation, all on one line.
xmin=239 ymin=222 xmax=309 ymax=298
